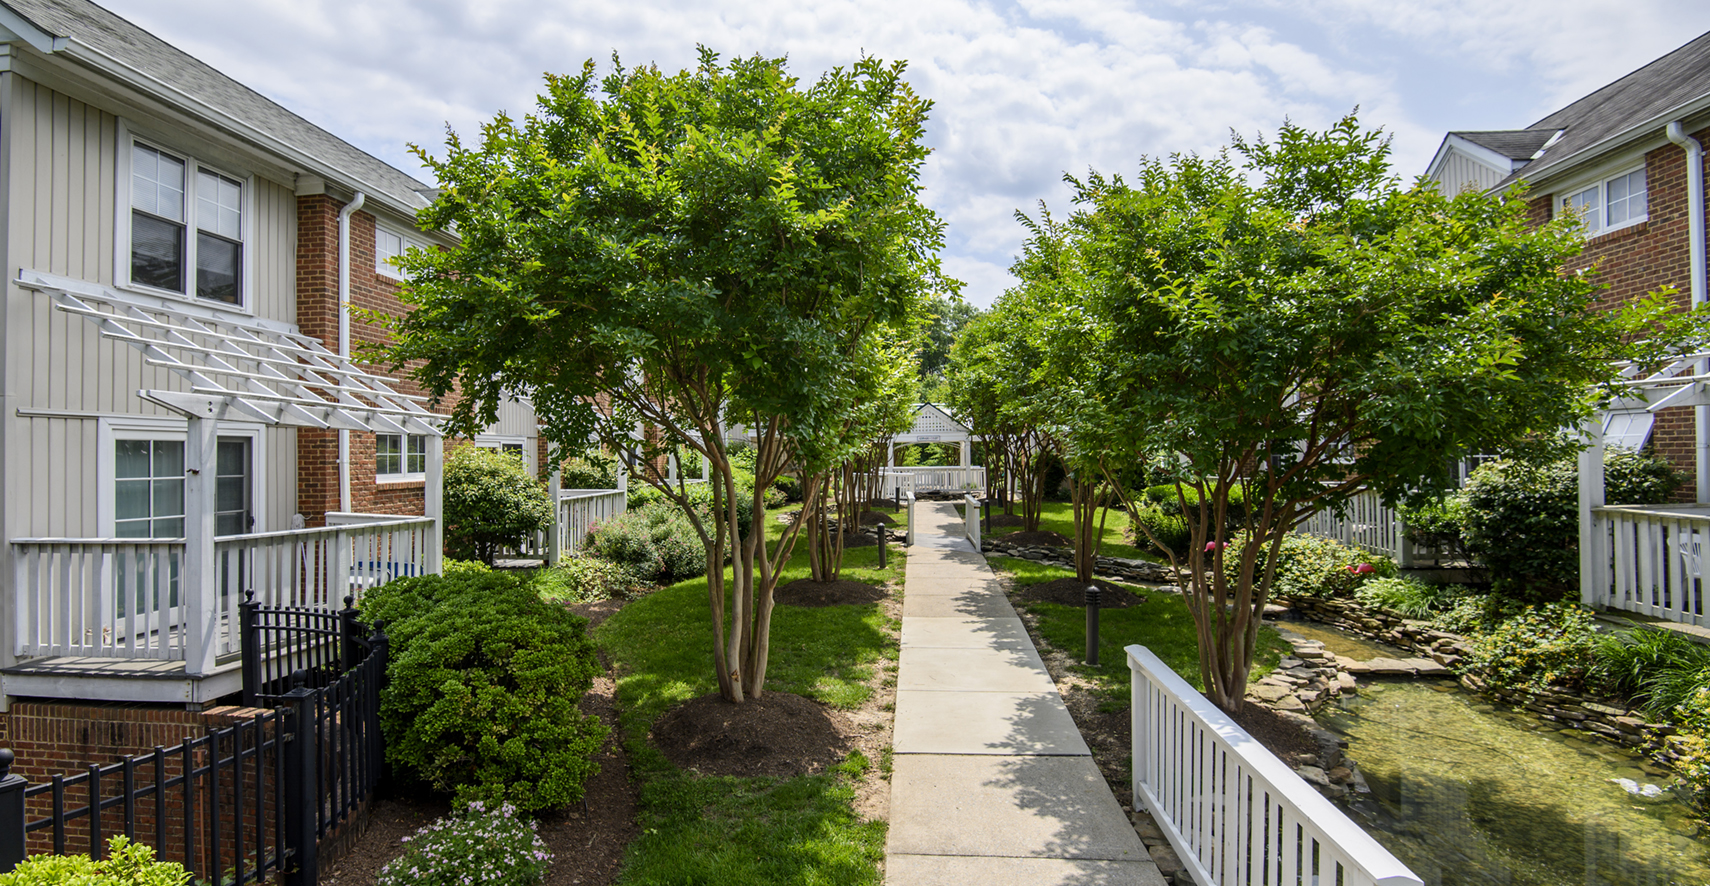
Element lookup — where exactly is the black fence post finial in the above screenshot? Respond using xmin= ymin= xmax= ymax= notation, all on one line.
xmin=340 ymin=595 xmax=362 ymax=672
xmin=0 ymin=749 xmax=26 ymax=874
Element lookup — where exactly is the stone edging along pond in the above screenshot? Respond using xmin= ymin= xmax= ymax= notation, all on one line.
xmin=1277 ymin=594 xmax=1692 ymax=769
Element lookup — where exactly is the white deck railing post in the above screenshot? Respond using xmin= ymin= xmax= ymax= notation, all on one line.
xmin=182 ymin=410 xmax=223 ymax=677
xmin=1579 ymin=418 xmax=1607 ymax=609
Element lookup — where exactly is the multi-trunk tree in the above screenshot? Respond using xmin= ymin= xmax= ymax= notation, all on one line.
xmin=381 ymin=50 xmax=947 ymax=704
xmin=1023 ymin=115 xmax=1692 ymax=712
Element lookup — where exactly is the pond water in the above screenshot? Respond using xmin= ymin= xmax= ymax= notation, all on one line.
xmin=1320 ymin=678 xmax=1710 ymax=885
xmin=1276 ymin=619 xmax=1409 ymax=661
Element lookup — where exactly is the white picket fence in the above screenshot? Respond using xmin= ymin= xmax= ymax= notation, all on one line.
xmin=1297 ymin=490 xmax=1402 ymax=560
xmin=558 ymin=488 xmax=627 ymax=555
xmin=1586 ymin=504 xmax=1710 ymax=627
xmin=1129 ymin=645 xmax=1421 ymax=886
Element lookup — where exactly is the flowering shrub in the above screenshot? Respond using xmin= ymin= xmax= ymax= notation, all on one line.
xmin=0 ymin=836 xmax=189 ymax=886
xmin=377 ymin=802 xmax=551 ymax=886
xmin=1223 ymin=532 xmax=1394 ymax=599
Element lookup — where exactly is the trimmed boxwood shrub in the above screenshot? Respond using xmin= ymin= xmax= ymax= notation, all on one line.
xmin=1128 ymin=506 xmax=1191 ymax=560
xmin=363 ymin=571 xmax=607 ymax=813
xmin=1460 ymin=448 xmax=1681 ymax=605
xmin=444 ymin=445 xmax=554 ymax=565
xmin=559 ymin=449 xmax=621 ymax=490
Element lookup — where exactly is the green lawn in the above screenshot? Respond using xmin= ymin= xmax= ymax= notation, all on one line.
xmin=988 ymin=555 xmax=1289 ymax=705
xmin=975 ymin=500 xmax=1159 ymax=561
xmin=595 ymin=518 xmax=901 ymax=886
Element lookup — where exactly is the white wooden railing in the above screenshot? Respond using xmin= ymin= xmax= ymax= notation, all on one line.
xmin=862 ymin=466 xmax=987 ymax=496
xmin=1587 ymin=504 xmax=1710 ymax=627
xmin=1129 ymin=645 xmax=1421 ymax=886
xmin=12 ymin=517 xmax=433 ymax=664
xmin=1298 ymin=490 xmax=1401 ymax=560
xmin=559 ymin=488 xmax=627 ymax=556
xmin=963 ymin=493 xmax=982 ymax=550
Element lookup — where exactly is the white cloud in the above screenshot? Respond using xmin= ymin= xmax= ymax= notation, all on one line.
xmin=100 ymin=0 xmax=1710 ymax=307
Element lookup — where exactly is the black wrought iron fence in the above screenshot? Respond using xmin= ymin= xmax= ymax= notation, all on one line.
xmin=0 ymin=603 xmax=388 ymax=886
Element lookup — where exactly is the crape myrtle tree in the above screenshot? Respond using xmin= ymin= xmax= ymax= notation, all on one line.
xmin=383 ymin=51 xmax=947 ymax=704
xmin=946 ymin=310 xmax=1052 ymax=528
xmin=805 ymin=329 xmax=920 ymax=582
xmin=1036 ymin=114 xmax=1687 ymax=713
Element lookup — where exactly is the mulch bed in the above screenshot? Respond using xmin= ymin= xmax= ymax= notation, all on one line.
xmin=858 ymin=511 xmax=895 ymax=525
xmin=1002 ymin=529 xmax=1071 ymax=546
xmin=1013 ymin=577 xmax=1145 ymax=608
xmin=988 ymin=513 xmax=1026 ymax=527
xmin=1228 ymin=700 xmax=1322 ymax=767
xmin=775 ymin=578 xmax=888 ymax=607
xmin=650 ymin=692 xmax=855 ymax=778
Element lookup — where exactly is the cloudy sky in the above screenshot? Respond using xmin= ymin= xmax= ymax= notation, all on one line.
xmin=101 ymin=0 xmax=1710 ymax=306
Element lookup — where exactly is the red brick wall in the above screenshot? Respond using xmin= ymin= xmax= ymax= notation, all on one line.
xmin=295 ymin=196 xmax=450 ymax=525
xmin=1528 ymin=129 xmax=1710 ymax=499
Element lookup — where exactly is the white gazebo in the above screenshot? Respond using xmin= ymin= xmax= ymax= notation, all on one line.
xmin=880 ymin=403 xmax=984 ymax=494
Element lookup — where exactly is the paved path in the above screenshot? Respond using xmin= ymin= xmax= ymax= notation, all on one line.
xmin=886 ymin=502 xmax=1165 ymax=886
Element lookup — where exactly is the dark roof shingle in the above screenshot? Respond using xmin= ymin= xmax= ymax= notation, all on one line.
xmin=1496 ymin=29 xmax=1710 ymax=187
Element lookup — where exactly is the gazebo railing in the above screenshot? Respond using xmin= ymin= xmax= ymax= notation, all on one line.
xmin=862 ymin=467 xmax=986 ymax=497
xmin=1587 ymin=504 xmax=1710 ymax=627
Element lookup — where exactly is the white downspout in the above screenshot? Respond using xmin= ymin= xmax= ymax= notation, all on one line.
xmin=337 ymin=191 xmax=366 ymax=514
xmin=1666 ymin=123 xmax=1707 ymax=500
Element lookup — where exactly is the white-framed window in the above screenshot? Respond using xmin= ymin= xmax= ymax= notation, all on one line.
xmin=120 ymin=129 xmax=254 ymax=308
xmin=377 ymin=433 xmax=429 ymax=481
xmin=475 ymin=435 xmax=532 ymax=474
xmin=375 ymin=223 xmax=425 ymax=280
xmin=97 ymin=416 xmax=266 ymax=538
xmin=1560 ymin=166 xmax=1648 ymax=236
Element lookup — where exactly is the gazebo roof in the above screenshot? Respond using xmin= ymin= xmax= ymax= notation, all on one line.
xmin=894 ymin=402 xmax=973 ymax=443
xmin=25 ymin=270 xmax=446 ymax=435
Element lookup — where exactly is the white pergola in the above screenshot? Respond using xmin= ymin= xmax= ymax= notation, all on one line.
xmin=1578 ymin=349 xmax=1710 ymax=606
xmin=23 ymin=270 xmax=447 ymax=674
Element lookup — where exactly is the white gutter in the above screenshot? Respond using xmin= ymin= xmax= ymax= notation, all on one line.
xmin=337 ymin=191 xmax=366 ymax=513
xmin=1666 ymin=122 xmax=1708 ymax=500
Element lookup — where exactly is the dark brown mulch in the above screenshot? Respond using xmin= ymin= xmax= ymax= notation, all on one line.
xmin=650 ymin=692 xmax=855 ymax=778
xmin=322 ymin=601 xmax=641 ymax=886
xmin=775 ymin=578 xmax=888 ymax=607
xmin=1003 ymin=529 xmax=1071 ymax=546
xmin=865 ymin=499 xmax=902 ymax=511
xmin=1013 ymin=577 xmax=1145 ymax=608
xmin=858 ymin=511 xmax=895 ymax=525
xmin=569 ymin=598 xmax=627 ymax=630
xmin=1228 ymin=700 xmax=1321 ymax=767
xmin=988 ymin=513 xmax=1027 ymax=527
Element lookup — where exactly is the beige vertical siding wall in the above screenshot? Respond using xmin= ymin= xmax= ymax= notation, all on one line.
xmin=5 ymin=75 xmax=299 ymax=537
xmin=487 ymin=398 xmax=540 ymax=475
xmin=1433 ymin=150 xmax=1508 ymax=195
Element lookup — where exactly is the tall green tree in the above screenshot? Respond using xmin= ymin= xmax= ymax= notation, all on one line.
xmin=1038 ymin=115 xmax=1688 ymax=712
xmin=383 ymin=51 xmax=947 ymax=704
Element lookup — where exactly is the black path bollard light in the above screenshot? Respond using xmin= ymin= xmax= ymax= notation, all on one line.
xmin=982 ymin=499 xmax=990 ymax=533
xmin=1085 ymin=584 xmax=1101 ymax=666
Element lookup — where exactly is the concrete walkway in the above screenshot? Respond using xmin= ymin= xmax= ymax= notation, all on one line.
xmin=886 ymin=502 xmax=1165 ymax=886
